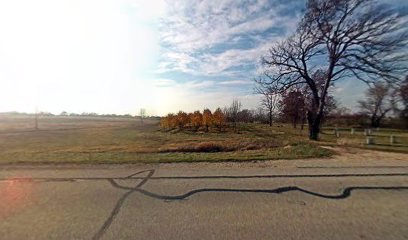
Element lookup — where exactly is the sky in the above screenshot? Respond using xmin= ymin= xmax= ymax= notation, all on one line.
xmin=0 ymin=0 xmax=407 ymax=116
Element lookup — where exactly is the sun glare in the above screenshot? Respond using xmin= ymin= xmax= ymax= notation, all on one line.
xmin=0 ymin=0 xmax=165 ymax=115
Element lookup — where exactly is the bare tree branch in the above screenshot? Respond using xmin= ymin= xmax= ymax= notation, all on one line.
xmin=259 ymin=0 xmax=408 ymax=140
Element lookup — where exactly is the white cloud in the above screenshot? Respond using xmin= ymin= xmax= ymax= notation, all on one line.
xmin=219 ymin=80 xmax=253 ymax=85
xmin=199 ymin=41 xmax=274 ymax=75
xmin=155 ymin=79 xmax=214 ymax=89
xmin=160 ymin=0 xmax=281 ymax=51
xmin=158 ymin=0 xmax=299 ymax=76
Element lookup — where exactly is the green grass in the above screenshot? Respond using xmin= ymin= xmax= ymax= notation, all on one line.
xmin=0 ymin=115 xmax=332 ymax=164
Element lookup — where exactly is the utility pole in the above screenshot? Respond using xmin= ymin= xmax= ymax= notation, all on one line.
xmin=34 ymin=107 xmax=39 ymax=130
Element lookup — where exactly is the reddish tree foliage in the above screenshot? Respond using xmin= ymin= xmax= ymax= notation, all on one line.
xmin=280 ymin=90 xmax=306 ymax=128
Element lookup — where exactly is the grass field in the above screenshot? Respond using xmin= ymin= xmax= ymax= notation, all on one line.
xmin=0 ymin=115 xmax=407 ymax=164
xmin=0 ymin=115 xmax=333 ymax=164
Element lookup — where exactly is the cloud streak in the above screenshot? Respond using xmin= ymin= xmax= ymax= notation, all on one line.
xmin=157 ymin=0 xmax=303 ymax=77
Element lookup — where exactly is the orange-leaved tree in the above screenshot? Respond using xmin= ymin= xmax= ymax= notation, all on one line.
xmin=176 ymin=111 xmax=189 ymax=129
xmin=188 ymin=112 xmax=193 ymax=126
xmin=160 ymin=117 xmax=168 ymax=129
xmin=190 ymin=110 xmax=203 ymax=131
xmin=202 ymin=109 xmax=212 ymax=132
xmin=160 ymin=113 xmax=177 ymax=129
xmin=212 ymin=107 xmax=225 ymax=131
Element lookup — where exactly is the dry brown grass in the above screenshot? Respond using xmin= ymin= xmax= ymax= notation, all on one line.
xmin=159 ymin=139 xmax=281 ymax=153
xmin=0 ymin=115 xmax=333 ymax=164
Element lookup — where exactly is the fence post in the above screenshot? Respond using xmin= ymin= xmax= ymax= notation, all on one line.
xmin=335 ymin=129 xmax=340 ymax=138
xmin=366 ymin=137 xmax=375 ymax=145
xmin=390 ymin=135 xmax=396 ymax=145
xmin=364 ymin=129 xmax=372 ymax=136
xmin=351 ymin=128 xmax=355 ymax=135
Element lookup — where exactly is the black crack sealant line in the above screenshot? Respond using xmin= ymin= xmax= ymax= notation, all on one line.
xmin=3 ymin=170 xmax=405 ymax=240
xmin=89 ymin=169 xmax=408 ymax=240
xmin=92 ymin=170 xmax=155 ymax=240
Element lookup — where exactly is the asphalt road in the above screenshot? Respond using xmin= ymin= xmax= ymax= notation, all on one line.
xmin=0 ymin=159 xmax=408 ymax=240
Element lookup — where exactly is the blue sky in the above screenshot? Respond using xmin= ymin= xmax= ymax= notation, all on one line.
xmin=0 ymin=0 xmax=407 ymax=116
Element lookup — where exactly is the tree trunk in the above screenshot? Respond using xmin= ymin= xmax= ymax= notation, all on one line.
xmin=404 ymin=111 xmax=408 ymax=129
xmin=370 ymin=113 xmax=383 ymax=128
xmin=308 ymin=110 xmax=322 ymax=141
xmin=371 ymin=118 xmax=381 ymax=128
xmin=307 ymin=84 xmax=329 ymax=141
xmin=269 ymin=111 xmax=272 ymax=127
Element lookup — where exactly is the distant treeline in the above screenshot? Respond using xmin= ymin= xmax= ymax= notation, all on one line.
xmin=0 ymin=111 xmax=160 ymax=119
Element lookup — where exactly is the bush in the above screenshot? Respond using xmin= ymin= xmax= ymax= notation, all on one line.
xmin=159 ymin=139 xmax=281 ymax=153
xmin=160 ymin=142 xmax=224 ymax=153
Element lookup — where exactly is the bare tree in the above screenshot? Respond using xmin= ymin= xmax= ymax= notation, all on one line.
xmin=398 ymin=76 xmax=408 ymax=128
xmin=255 ymin=78 xmax=280 ymax=126
xmin=260 ymin=0 xmax=408 ymax=140
xmin=139 ymin=108 xmax=146 ymax=124
xmin=358 ymin=83 xmax=393 ymax=128
xmin=254 ymin=107 xmax=268 ymax=123
xmin=302 ymin=69 xmax=337 ymax=120
xmin=229 ymin=99 xmax=242 ymax=132
xmin=237 ymin=109 xmax=254 ymax=123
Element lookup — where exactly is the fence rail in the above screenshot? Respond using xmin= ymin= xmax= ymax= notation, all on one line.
xmin=322 ymin=127 xmax=408 ymax=147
